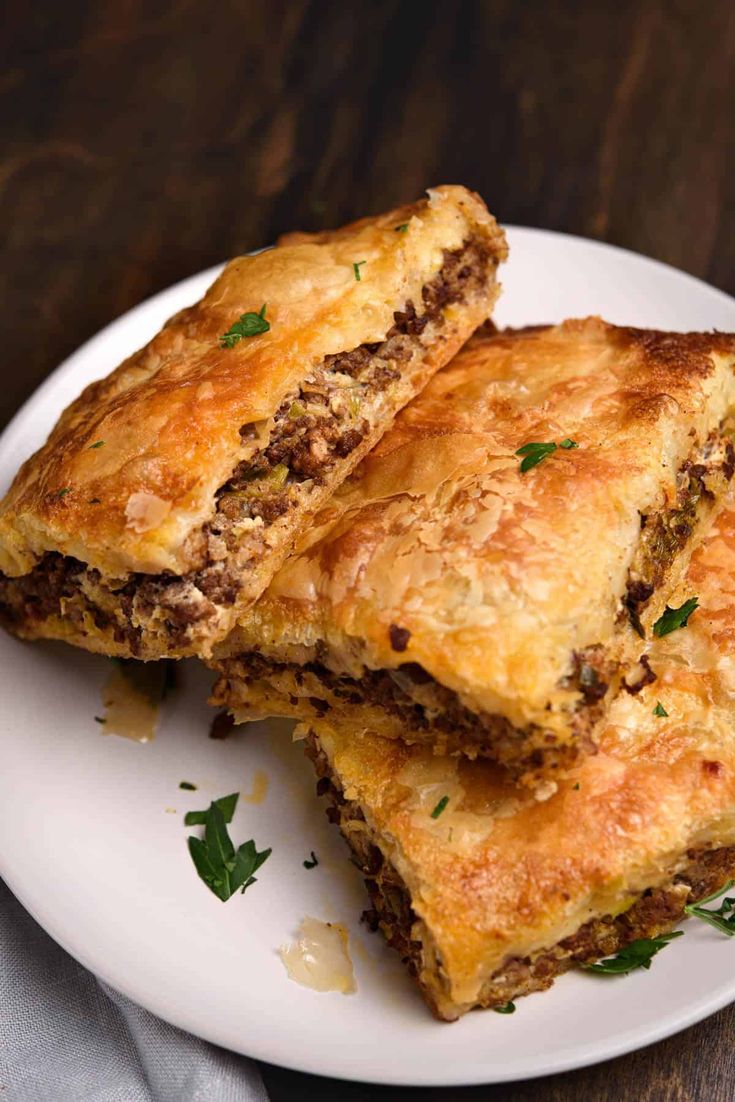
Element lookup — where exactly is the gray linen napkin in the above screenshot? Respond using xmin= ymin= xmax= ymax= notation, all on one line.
xmin=0 ymin=879 xmax=268 ymax=1102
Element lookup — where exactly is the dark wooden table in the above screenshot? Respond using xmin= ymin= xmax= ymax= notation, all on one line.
xmin=3 ymin=1 xmax=734 ymax=1098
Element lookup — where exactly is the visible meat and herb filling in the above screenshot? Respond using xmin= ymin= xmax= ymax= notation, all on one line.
xmin=625 ymin=431 xmax=735 ymax=633
xmin=0 ymin=237 xmax=492 ymax=653
xmin=305 ymin=733 xmax=735 ymax=1020
xmin=217 ymin=645 xmax=613 ymax=780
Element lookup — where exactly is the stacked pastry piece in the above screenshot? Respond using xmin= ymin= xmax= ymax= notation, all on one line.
xmin=2 ymin=184 xmax=735 ymax=1021
xmin=212 ymin=320 xmax=735 ymax=1018
xmin=0 ymin=186 xmax=505 ymax=658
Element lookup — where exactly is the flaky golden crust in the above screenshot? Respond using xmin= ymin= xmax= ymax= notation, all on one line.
xmin=219 ymin=319 xmax=735 ymax=743
xmin=0 ymin=186 xmax=506 ymax=658
xmin=300 ymin=488 xmax=735 ymax=1018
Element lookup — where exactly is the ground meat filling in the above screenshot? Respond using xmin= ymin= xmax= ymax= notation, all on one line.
xmin=306 ymin=733 xmax=735 ymax=1018
xmin=198 ymin=235 xmax=491 ymax=573
xmin=230 ymin=645 xmax=611 ymax=775
xmin=0 ymin=237 xmax=492 ymax=649
xmin=305 ymin=736 xmax=426 ymax=981
xmin=625 ymin=435 xmax=735 ymax=633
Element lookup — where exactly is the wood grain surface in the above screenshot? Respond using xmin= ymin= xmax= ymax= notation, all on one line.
xmin=2 ymin=1 xmax=734 ymax=1098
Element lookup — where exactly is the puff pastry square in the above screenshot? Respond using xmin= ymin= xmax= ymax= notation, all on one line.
xmin=299 ymin=489 xmax=735 ymax=1019
xmin=0 ymin=186 xmax=507 ymax=659
xmin=214 ymin=320 xmax=735 ymax=782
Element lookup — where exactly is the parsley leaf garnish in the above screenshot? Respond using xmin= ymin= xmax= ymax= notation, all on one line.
xmin=515 ymin=438 xmax=578 ymax=473
xmin=582 ymin=931 xmax=683 ymax=974
xmin=493 ymin=1001 xmax=516 ymax=1014
xmin=50 ymin=487 xmax=71 ymax=500
xmin=303 ymin=851 xmax=319 ymax=869
xmin=353 ymin=260 xmax=366 ymax=281
xmin=431 ymin=795 xmax=449 ymax=819
xmin=186 ymin=794 xmax=271 ymax=901
xmin=515 ymin=442 xmax=557 ymax=472
xmin=685 ymin=880 xmax=735 ymax=936
xmin=89 ymin=440 xmax=105 ymax=449
xmin=220 ymin=304 xmax=270 ymax=348
xmin=184 ymin=791 xmax=239 ymax=827
xmin=652 ymin=597 xmax=699 ymax=638
xmin=94 ymin=716 xmax=106 ymax=724
xmin=653 ymin=701 xmax=668 ymax=717
xmin=179 ymin=781 xmax=197 ymax=791
xmin=394 ymin=223 xmax=409 ymax=233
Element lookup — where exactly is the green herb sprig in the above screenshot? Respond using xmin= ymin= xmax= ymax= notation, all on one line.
xmin=303 ymin=851 xmax=319 ymax=869
xmin=653 ymin=597 xmax=699 ymax=638
xmin=220 ymin=304 xmax=270 ymax=348
xmin=582 ymin=931 xmax=683 ymax=975
xmin=353 ymin=260 xmax=366 ymax=281
xmin=89 ymin=440 xmax=105 ymax=449
xmin=653 ymin=701 xmax=668 ymax=717
xmin=685 ymin=880 xmax=735 ymax=936
xmin=515 ymin=438 xmax=578 ymax=473
xmin=185 ymin=792 xmax=238 ymax=827
xmin=186 ymin=792 xmax=271 ymax=901
xmin=431 ymin=795 xmax=449 ymax=819
xmin=493 ymin=1001 xmax=516 ymax=1014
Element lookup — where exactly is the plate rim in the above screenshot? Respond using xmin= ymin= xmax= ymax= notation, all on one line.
xmin=4 ymin=851 xmax=735 ymax=1088
xmin=1 ymin=225 xmax=735 ymax=1087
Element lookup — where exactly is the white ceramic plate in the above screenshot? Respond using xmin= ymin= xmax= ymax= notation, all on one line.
xmin=1 ymin=228 xmax=735 ymax=1088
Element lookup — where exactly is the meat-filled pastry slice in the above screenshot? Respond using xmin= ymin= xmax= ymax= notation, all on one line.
xmin=0 ymin=186 xmax=507 ymax=659
xmin=213 ymin=320 xmax=735 ymax=783
xmin=298 ymin=488 xmax=735 ymax=1019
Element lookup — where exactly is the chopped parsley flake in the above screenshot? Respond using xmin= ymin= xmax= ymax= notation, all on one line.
xmin=515 ymin=439 xmax=579 ymax=472
xmin=431 ymin=795 xmax=450 ymax=819
xmin=582 ymin=931 xmax=683 ymax=975
xmin=573 ymin=782 xmax=580 ymax=790
xmin=652 ymin=597 xmax=699 ymax=638
xmin=50 ymin=487 xmax=71 ymax=500
xmin=220 ymin=304 xmax=270 ymax=348
xmin=493 ymin=1001 xmax=516 ymax=1014
xmin=88 ymin=440 xmax=105 ymax=449
xmin=179 ymin=781 xmax=197 ymax=791
xmin=394 ymin=223 xmax=409 ymax=233
xmin=185 ymin=792 xmax=239 ymax=827
xmin=353 ymin=260 xmax=366 ymax=281
xmin=303 ymin=851 xmax=319 ymax=869
xmin=94 ymin=716 xmax=106 ymax=724
xmin=653 ymin=701 xmax=668 ymax=717
xmin=185 ymin=792 xmax=271 ymax=901
xmin=684 ymin=880 xmax=735 ymax=936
